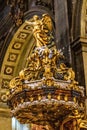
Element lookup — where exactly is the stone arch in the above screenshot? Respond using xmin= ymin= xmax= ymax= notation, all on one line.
xmin=71 ymin=0 xmax=81 ymax=40
xmin=0 ymin=22 xmax=35 ymax=89
xmin=71 ymin=0 xmax=87 ymax=40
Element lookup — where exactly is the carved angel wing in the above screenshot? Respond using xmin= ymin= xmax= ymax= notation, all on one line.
xmin=42 ymin=14 xmax=53 ymax=31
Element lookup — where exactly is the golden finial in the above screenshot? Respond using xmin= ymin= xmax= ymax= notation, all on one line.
xmin=30 ymin=96 xmax=33 ymax=102
xmin=21 ymin=98 xmax=24 ymax=103
xmin=80 ymin=103 xmax=84 ymax=108
xmin=73 ymin=97 xmax=76 ymax=103
xmin=19 ymin=70 xmax=25 ymax=80
xmin=64 ymin=95 xmax=68 ymax=101
xmin=38 ymin=94 xmax=42 ymax=101
xmin=57 ymin=95 xmax=60 ymax=100
xmin=47 ymin=93 xmax=51 ymax=100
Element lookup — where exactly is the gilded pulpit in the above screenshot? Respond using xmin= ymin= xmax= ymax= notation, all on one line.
xmin=7 ymin=14 xmax=87 ymax=130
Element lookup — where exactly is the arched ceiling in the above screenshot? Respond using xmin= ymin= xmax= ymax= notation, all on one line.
xmin=70 ymin=0 xmax=87 ymax=40
xmin=0 ymin=21 xmax=35 ymax=91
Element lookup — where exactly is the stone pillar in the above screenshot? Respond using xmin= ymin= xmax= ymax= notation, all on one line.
xmin=0 ymin=117 xmax=11 ymax=130
xmin=71 ymin=37 xmax=86 ymax=86
xmin=82 ymin=41 xmax=87 ymax=92
xmin=71 ymin=37 xmax=87 ymax=116
xmin=82 ymin=38 xmax=87 ymax=118
xmin=0 ymin=108 xmax=11 ymax=130
xmin=54 ymin=0 xmax=70 ymax=60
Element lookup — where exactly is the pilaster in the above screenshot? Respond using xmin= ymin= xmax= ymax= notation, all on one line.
xmin=71 ymin=37 xmax=87 ymax=117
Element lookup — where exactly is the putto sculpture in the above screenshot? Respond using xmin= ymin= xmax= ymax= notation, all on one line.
xmin=7 ymin=14 xmax=87 ymax=130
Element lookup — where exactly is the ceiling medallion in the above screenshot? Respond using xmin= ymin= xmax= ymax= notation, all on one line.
xmin=7 ymin=14 xmax=87 ymax=130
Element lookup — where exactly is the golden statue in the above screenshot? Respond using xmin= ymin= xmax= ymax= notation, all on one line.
xmin=64 ymin=67 xmax=75 ymax=81
xmin=25 ymin=14 xmax=53 ymax=47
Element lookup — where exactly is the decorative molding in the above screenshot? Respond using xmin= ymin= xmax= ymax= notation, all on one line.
xmin=0 ymin=21 xmax=35 ymax=103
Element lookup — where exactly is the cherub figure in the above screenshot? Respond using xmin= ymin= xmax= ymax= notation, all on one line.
xmin=25 ymin=14 xmax=53 ymax=47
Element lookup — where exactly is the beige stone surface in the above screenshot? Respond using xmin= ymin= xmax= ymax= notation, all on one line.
xmin=0 ymin=116 xmax=11 ymax=130
xmin=0 ymin=107 xmax=11 ymax=130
